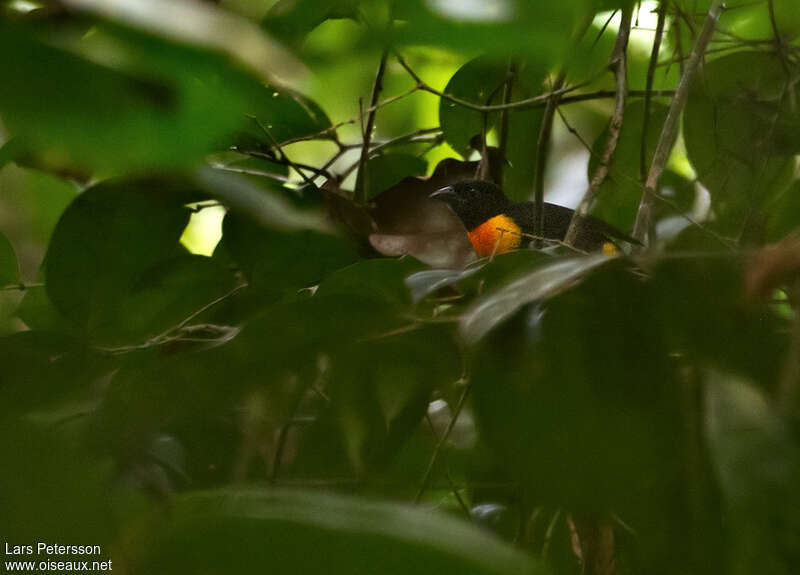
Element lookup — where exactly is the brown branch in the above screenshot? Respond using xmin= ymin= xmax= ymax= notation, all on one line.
xmin=396 ymin=53 xmax=582 ymax=112
xmin=564 ymin=7 xmax=633 ymax=247
xmin=355 ymin=50 xmax=389 ymax=204
xmin=250 ymin=118 xmax=317 ymax=187
xmin=632 ymin=0 xmax=726 ymax=245
xmin=233 ymin=148 xmax=336 ymax=181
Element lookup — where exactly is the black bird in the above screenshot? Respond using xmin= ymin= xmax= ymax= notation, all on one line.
xmin=430 ymin=179 xmax=635 ymax=256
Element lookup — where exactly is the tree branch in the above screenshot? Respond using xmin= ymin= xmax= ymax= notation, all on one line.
xmin=564 ymin=7 xmax=633 ymax=247
xmin=641 ymin=2 xmax=668 ymax=183
xmin=497 ymin=60 xmax=517 ymax=186
xmin=355 ymin=50 xmax=389 ymax=204
xmin=632 ymin=0 xmax=725 ymax=245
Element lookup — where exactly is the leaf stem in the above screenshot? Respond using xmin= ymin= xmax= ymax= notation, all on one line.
xmin=414 ymin=381 xmax=471 ymax=504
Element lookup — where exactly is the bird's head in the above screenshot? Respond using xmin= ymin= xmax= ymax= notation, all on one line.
xmin=430 ymin=180 xmax=510 ymax=231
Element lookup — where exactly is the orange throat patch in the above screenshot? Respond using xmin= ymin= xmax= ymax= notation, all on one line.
xmin=467 ymin=214 xmax=522 ymax=257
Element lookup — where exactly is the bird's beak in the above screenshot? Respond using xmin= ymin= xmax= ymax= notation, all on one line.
xmin=430 ymin=185 xmax=455 ymax=200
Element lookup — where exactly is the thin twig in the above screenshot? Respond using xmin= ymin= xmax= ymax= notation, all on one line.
xmin=632 ymin=0 xmax=725 ymax=245
xmin=251 ymin=118 xmax=316 ymax=187
xmin=564 ymin=6 xmax=633 ymax=247
xmin=641 ymin=2 xmax=668 ymax=183
xmin=396 ymin=53 xmax=582 ymax=113
xmin=497 ymin=60 xmax=517 ymax=186
xmin=355 ymin=50 xmax=389 ymax=203
xmin=233 ymin=148 xmax=336 ymax=181
xmin=414 ymin=381 xmax=471 ymax=504
xmin=424 ymin=413 xmax=473 ymax=521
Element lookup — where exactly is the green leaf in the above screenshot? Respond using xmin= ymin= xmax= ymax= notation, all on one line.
xmin=438 ymin=57 xmax=546 ymax=201
xmin=0 ymin=21 xmax=292 ymax=174
xmin=469 ymin=262 xmax=685 ymax=569
xmin=123 ymin=488 xmax=546 ymax=575
xmin=406 ymin=250 xmax=548 ymax=303
xmin=460 ymin=253 xmax=613 ymax=344
xmin=220 ymin=211 xmax=358 ymax=301
xmin=196 ymin=167 xmax=336 ymax=234
xmin=63 ymin=0 xmax=307 ymax=87
xmin=330 ymin=325 xmax=460 ymax=471
xmin=366 ymin=154 xmax=428 ymax=200
xmin=588 ymin=101 xmax=670 ymax=232
xmin=115 ymin=254 xmax=239 ymax=342
xmin=315 ymin=258 xmax=425 ymax=307
xmin=390 ymin=0 xmax=586 ymax=61
xmin=683 ymin=52 xmax=798 ymax=234
xmin=234 ymin=87 xmax=332 ymax=151
xmin=263 ymin=0 xmax=360 ymax=46
xmin=44 ymin=179 xmax=193 ymax=337
xmin=0 ymin=231 xmax=18 ymax=286
xmin=439 ymin=58 xmax=508 ymax=157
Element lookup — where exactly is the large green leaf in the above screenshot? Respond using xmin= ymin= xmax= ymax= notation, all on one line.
xmin=460 ymin=253 xmax=613 ymax=344
xmin=366 ymin=154 xmax=428 ymax=200
xmin=122 ymin=488 xmax=546 ymax=575
xmin=469 ymin=262 xmax=689 ymax=570
xmin=219 ymin=211 xmax=358 ymax=301
xmin=438 ymin=57 xmax=546 ymax=201
xmin=234 ymin=87 xmax=332 ymax=151
xmin=115 ymin=254 xmax=239 ymax=342
xmin=0 ymin=17 xmax=301 ymax=175
xmin=44 ymin=179 xmax=193 ymax=337
xmin=683 ymin=52 xmax=798 ymax=235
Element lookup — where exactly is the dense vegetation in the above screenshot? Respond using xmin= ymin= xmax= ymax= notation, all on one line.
xmin=2 ymin=1 xmax=800 ymax=574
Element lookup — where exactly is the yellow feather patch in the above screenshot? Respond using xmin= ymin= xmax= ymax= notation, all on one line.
xmin=602 ymin=242 xmax=617 ymax=255
xmin=467 ymin=214 xmax=522 ymax=257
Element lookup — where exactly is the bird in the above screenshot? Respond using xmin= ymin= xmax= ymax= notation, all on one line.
xmin=430 ymin=179 xmax=636 ymax=256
